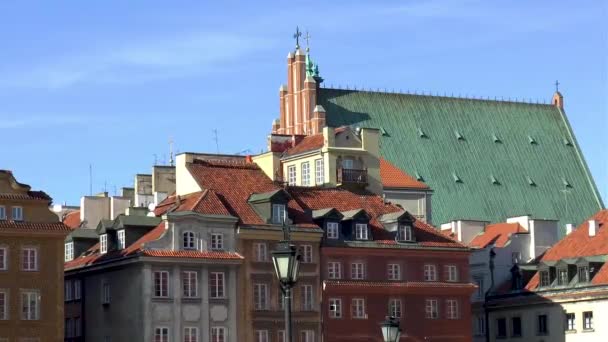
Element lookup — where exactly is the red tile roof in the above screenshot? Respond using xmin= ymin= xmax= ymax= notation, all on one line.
xmin=284 ymin=133 xmax=324 ymax=156
xmin=141 ymin=250 xmax=243 ymax=259
xmin=469 ymin=223 xmax=527 ymax=248
xmin=0 ymin=220 xmax=71 ymax=233
xmin=324 ymin=280 xmax=476 ymax=289
xmin=379 ymin=158 xmax=429 ymax=189
xmin=0 ymin=191 xmax=52 ymax=201
xmin=62 ymin=211 xmax=81 ymax=229
xmin=154 ymin=190 xmax=232 ymax=217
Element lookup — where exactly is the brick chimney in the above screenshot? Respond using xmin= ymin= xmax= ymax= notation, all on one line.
xmin=588 ymin=219 xmax=597 ymax=237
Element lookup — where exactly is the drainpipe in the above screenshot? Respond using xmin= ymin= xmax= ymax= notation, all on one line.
xmin=484 ymin=248 xmax=496 ymax=342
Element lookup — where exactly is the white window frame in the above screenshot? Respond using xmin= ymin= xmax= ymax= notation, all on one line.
xmin=446 ymin=299 xmax=459 ymax=319
xmin=355 ymin=223 xmax=368 ymax=240
xmin=300 ymin=330 xmax=315 ymax=342
xmin=0 ymin=289 xmax=8 ymax=320
xmin=301 ymin=284 xmax=313 ymax=311
xmin=12 ymin=206 xmax=23 ymax=221
xmin=583 ymin=311 xmax=593 ymax=330
xmin=253 ymin=283 xmax=268 ymax=310
xmin=315 ymin=158 xmax=324 ymax=185
xmin=287 ymin=165 xmax=297 ymax=186
xmin=65 ymin=242 xmax=74 ymax=262
xmin=0 ymin=206 xmax=5 ymax=220
xmin=389 ymin=298 xmax=402 ymax=318
xmin=446 ymin=265 xmax=458 ymax=282
xmin=272 ymin=204 xmax=287 ymax=224
xmin=277 ymin=330 xmax=286 ymax=342
xmin=22 ymin=247 xmax=38 ymax=271
xmin=388 ymin=264 xmax=401 ymax=281
xmin=351 ymin=298 xmax=366 ymax=319
xmin=301 ymin=162 xmax=311 ymax=186
xmin=182 ymin=231 xmax=196 ymax=250
xmin=254 ymin=243 xmax=268 ymax=262
xmin=210 ymin=327 xmax=226 ymax=342
xmin=101 ymin=280 xmax=110 ymax=304
xmin=255 ymin=330 xmax=269 ymax=342
xmin=425 ymin=299 xmax=438 ymax=319
xmin=328 ymin=262 xmax=342 ymax=279
xmin=351 ymin=262 xmax=365 ymax=280
xmin=0 ymin=246 xmax=7 ymax=270
xmin=301 ymin=245 xmax=313 ymax=263
xmin=65 ymin=280 xmax=73 ymax=301
xmin=182 ymin=271 xmax=198 ymax=298
xmin=184 ymin=326 xmax=199 ymax=342
xmin=566 ymin=312 xmax=575 ymax=331
xmin=329 ymin=298 xmax=342 ymax=318
xmin=210 ymin=272 xmax=225 ymax=299
xmin=397 ymin=224 xmax=413 ymax=241
xmin=154 ymin=327 xmax=169 ymax=342
xmin=424 ymin=264 xmax=437 ymax=281
xmin=326 ymin=222 xmax=339 ymax=239
xmin=74 ymin=279 xmax=81 ymax=300
xmin=210 ymin=233 xmax=224 ymax=251
xmin=117 ymin=230 xmax=126 ymax=249
xmin=21 ymin=290 xmax=40 ymax=320
xmin=154 ymin=271 xmax=169 ymax=298
xmin=100 ymin=234 xmax=108 ymax=254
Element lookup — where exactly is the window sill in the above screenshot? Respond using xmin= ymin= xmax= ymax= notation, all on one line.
xmin=152 ymin=297 xmax=173 ymax=303
xmin=181 ymin=297 xmax=201 ymax=303
xmin=582 ymin=328 xmax=595 ymax=333
xmin=565 ymin=329 xmax=577 ymax=334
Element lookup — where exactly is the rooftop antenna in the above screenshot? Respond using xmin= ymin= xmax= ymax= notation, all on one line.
xmin=153 ymin=154 xmax=158 ymax=166
xmin=212 ymin=129 xmax=220 ymax=154
xmin=168 ymin=137 xmax=175 ymax=166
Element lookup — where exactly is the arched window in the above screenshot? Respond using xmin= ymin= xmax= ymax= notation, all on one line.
xmin=183 ymin=231 xmax=196 ymax=250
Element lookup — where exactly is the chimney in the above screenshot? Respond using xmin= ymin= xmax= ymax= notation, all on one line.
xmin=245 ymin=155 xmax=253 ymax=163
xmin=588 ymin=220 xmax=597 ymax=237
xmin=565 ymin=223 xmax=573 ymax=235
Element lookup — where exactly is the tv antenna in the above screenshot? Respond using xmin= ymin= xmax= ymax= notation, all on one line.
xmin=212 ymin=129 xmax=220 ymax=154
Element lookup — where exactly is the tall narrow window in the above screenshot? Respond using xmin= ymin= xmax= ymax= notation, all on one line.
xmin=351 ymin=262 xmax=365 ymax=280
xmin=355 ymin=223 xmax=368 ymax=240
xmin=184 ymin=327 xmax=199 ymax=342
xmin=578 ymin=266 xmax=589 ymax=283
xmin=183 ymin=231 xmax=196 ymax=250
xmin=537 ymin=314 xmax=548 ymax=335
xmin=253 ymin=283 xmax=268 ymax=310
xmin=425 ymin=299 xmax=438 ymax=319
xmin=300 ymin=330 xmax=314 ymax=342
xmin=154 ymin=271 xmax=169 ymax=298
xmin=565 ymin=313 xmax=575 ymax=331
xmin=272 ymin=204 xmax=286 ymax=224
xmin=210 ymin=272 xmax=225 ymax=298
xmin=476 ymin=315 xmax=486 ymax=335
xmin=327 ymin=262 xmax=342 ymax=279
xmin=351 ymin=298 xmax=366 ymax=319
xmin=301 ymin=162 xmax=311 ymax=186
xmin=100 ymin=234 xmax=108 ymax=254
xmin=388 ymin=264 xmax=401 ymax=281
xmin=211 ymin=233 xmax=224 ymax=251
xmin=389 ymin=298 xmax=402 ymax=318
xmin=287 ymin=166 xmax=297 ymax=186
xmin=301 ymin=284 xmax=313 ymax=311
xmin=101 ymin=280 xmax=110 ymax=304
xmin=557 ymin=268 xmax=569 ymax=286
xmin=21 ymin=290 xmax=40 ymax=320
xmin=445 ymin=265 xmax=458 ymax=282
xmin=182 ymin=271 xmax=198 ymax=298
xmin=0 ymin=290 xmax=7 ymax=320
xmin=0 ymin=206 xmax=6 ymax=220
xmin=329 ymin=298 xmax=342 ymax=318
xmin=22 ymin=247 xmax=38 ymax=271
xmin=154 ymin=327 xmax=169 ymax=342
xmin=583 ymin=311 xmax=593 ymax=330
xmin=74 ymin=279 xmax=81 ymax=300
xmin=315 ymin=159 xmax=324 ymax=184
xmin=301 ymin=245 xmax=313 ymax=263
xmin=65 ymin=280 xmax=73 ymax=301
xmin=277 ymin=330 xmax=286 ymax=342
xmin=446 ymin=299 xmax=459 ymax=319
xmin=254 ymin=330 xmax=269 ymax=342
xmin=539 ymin=270 xmax=550 ymax=287
xmin=210 ymin=327 xmax=225 ymax=342
xmin=0 ymin=246 xmax=7 ymax=270
xmin=11 ymin=206 xmax=23 ymax=221
xmin=397 ymin=224 xmax=413 ymax=241
xmin=117 ymin=230 xmax=125 ymax=249
xmin=254 ymin=243 xmax=268 ymax=262
xmin=326 ymin=222 xmax=339 ymax=239
xmin=424 ymin=264 xmax=437 ymax=281
xmin=496 ymin=318 xmax=507 ymax=338
xmin=65 ymin=242 xmax=74 ymax=261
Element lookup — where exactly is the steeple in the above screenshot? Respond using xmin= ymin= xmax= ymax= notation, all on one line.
xmin=552 ymin=80 xmax=564 ymax=109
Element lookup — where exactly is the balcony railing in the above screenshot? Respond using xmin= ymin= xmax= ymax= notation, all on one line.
xmin=337 ymin=168 xmax=368 ymax=185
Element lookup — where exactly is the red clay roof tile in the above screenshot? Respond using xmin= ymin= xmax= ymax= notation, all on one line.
xmin=469 ymin=223 xmax=527 ymax=248
xmin=380 ymin=158 xmax=429 ymax=189
xmin=0 ymin=220 xmax=71 ymax=232
xmin=62 ymin=211 xmax=81 ymax=229
xmin=284 ymin=133 xmax=324 ymax=156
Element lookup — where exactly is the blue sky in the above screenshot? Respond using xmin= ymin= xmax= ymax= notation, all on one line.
xmin=1 ymin=0 xmax=606 ymax=206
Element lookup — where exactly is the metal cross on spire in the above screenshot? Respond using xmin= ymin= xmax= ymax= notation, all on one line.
xmin=293 ymin=26 xmax=302 ymax=49
xmin=304 ymin=31 xmax=311 ymax=52
xmin=555 ymin=80 xmax=560 ymax=92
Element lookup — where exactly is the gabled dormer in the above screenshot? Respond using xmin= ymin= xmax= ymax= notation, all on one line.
xmin=248 ymin=189 xmax=291 ymax=224
xmin=113 ymin=215 xmax=161 ymax=251
xmin=379 ymin=211 xmax=416 ymax=242
xmin=65 ymin=229 xmax=98 ymax=261
xmin=96 ymin=219 xmax=116 ymax=254
xmin=341 ymin=209 xmax=371 ymax=241
xmin=312 ymin=208 xmax=344 ymax=240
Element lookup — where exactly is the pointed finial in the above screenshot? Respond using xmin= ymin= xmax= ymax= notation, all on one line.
xmin=555 ymin=80 xmax=560 ymax=92
xmin=293 ymin=26 xmax=302 ymax=49
xmin=304 ymin=30 xmax=311 ymax=52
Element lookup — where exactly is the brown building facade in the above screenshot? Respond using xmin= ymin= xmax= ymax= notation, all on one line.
xmin=0 ymin=170 xmax=70 ymax=342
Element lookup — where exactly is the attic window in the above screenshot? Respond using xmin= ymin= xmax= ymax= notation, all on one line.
xmin=528 ymin=136 xmax=538 ymax=145
xmin=492 ymin=134 xmax=502 ymax=143
xmin=562 ymin=178 xmax=572 ymax=188
xmin=454 ymin=130 xmax=464 ymax=141
xmin=64 ymin=242 xmax=74 ymax=262
xmin=452 ymin=172 xmax=463 ymax=183
xmin=272 ymin=204 xmax=287 ymax=224
xmin=100 ymin=234 xmax=108 ymax=254
xmin=417 ymin=127 xmax=428 ymax=138
xmin=490 ymin=175 xmax=500 ymax=185
xmin=380 ymin=127 xmax=389 ymax=136
xmin=397 ymin=224 xmax=414 ymax=242
xmin=415 ymin=171 xmax=424 ymax=182
xmin=527 ymin=176 xmax=536 ymax=186
xmin=563 ymin=137 xmax=573 ymax=146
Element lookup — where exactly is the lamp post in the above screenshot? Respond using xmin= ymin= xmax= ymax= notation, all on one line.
xmin=271 ymin=220 xmax=301 ymax=342
xmin=380 ymin=316 xmax=402 ymax=342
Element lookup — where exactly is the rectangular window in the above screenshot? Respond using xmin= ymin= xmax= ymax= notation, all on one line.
xmin=539 ymin=270 xmax=550 ymax=287
xmin=565 ymin=312 xmax=575 ymax=331
xmin=351 ymin=298 xmax=366 ymax=319
xmin=0 ymin=290 xmax=7 ymax=320
xmin=446 ymin=299 xmax=458 ymax=319
xmin=326 ymin=222 xmax=339 ymax=239
xmin=397 ymin=224 xmax=413 ymax=241
xmin=328 ymin=262 xmax=342 ymax=279
xmin=583 ymin=311 xmax=593 ymax=330
xmin=578 ymin=266 xmax=589 ymax=283
xmin=117 ymin=230 xmax=125 ymax=249
xmin=154 ymin=271 xmax=169 ymax=298
xmin=511 ymin=316 xmax=522 ymax=337
xmin=388 ymin=264 xmax=401 ymax=281
xmin=301 ymin=162 xmax=311 ymax=186
xmin=22 ymin=247 xmax=38 ymax=271
xmin=389 ymin=298 xmax=402 ymax=318
xmin=210 ymin=272 xmax=225 ymax=298
xmin=277 ymin=331 xmax=286 ymax=342
xmin=329 ymin=298 xmax=342 ymax=318
xmin=101 ymin=280 xmax=110 ymax=304
xmin=351 ymin=262 xmax=365 ymax=280
xmin=537 ymin=314 xmax=548 ymax=335
xmin=301 ymin=284 xmax=313 ymax=311
xmin=100 ymin=234 xmax=108 ymax=254
xmin=476 ymin=315 xmax=486 ymax=335
xmin=210 ymin=327 xmax=225 ymax=342
xmin=65 ymin=280 xmax=73 ymax=301
xmin=446 ymin=265 xmax=458 ymax=282
xmin=301 ymin=245 xmax=313 ymax=263
xmin=211 ymin=234 xmax=224 ymax=251
xmin=254 ymin=243 xmax=268 ymax=262
xmin=183 ymin=231 xmax=196 ymax=250
xmin=182 ymin=271 xmax=198 ymax=298
xmin=272 ymin=204 xmax=287 ymax=224
xmin=253 ymin=283 xmax=268 ymax=310
xmin=315 ymin=159 xmax=324 ymax=185
xmin=12 ymin=206 xmax=23 ymax=221
xmin=184 ymin=327 xmax=199 ymax=342
xmin=355 ymin=223 xmax=368 ymax=240
xmin=424 ymin=264 xmax=437 ymax=281
xmin=21 ymin=290 xmax=40 ymax=320
xmin=255 ymin=330 xmax=269 ymax=342
xmin=288 ymin=166 xmax=297 ymax=186
xmin=300 ymin=330 xmax=314 ymax=342
xmin=0 ymin=247 xmax=7 ymax=270
xmin=425 ymin=299 xmax=438 ymax=319
xmin=75 ymin=317 xmax=81 ymax=336
xmin=496 ymin=318 xmax=507 ymax=338
xmin=154 ymin=327 xmax=169 ymax=342
xmin=557 ymin=268 xmax=569 ymax=285
xmin=74 ymin=279 xmax=81 ymax=300
xmin=474 ymin=277 xmax=484 ymax=298
xmin=0 ymin=206 xmax=5 ymax=220
xmin=64 ymin=242 xmax=74 ymax=261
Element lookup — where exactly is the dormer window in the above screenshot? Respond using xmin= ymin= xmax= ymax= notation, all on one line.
xmin=578 ymin=265 xmax=590 ymax=283
xmin=65 ymin=242 xmax=74 ymax=261
xmin=539 ymin=270 xmax=550 ymax=287
xmin=397 ymin=224 xmax=414 ymax=242
xmin=183 ymin=231 xmax=196 ymax=250
xmin=327 ymin=222 xmax=339 ymax=239
xmin=272 ymin=204 xmax=286 ymax=224
xmin=557 ymin=268 xmax=569 ymax=286
xmin=100 ymin=234 xmax=108 ymax=254
xmin=117 ymin=230 xmax=126 ymax=250
xmin=355 ymin=223 xmax=368 ymax=240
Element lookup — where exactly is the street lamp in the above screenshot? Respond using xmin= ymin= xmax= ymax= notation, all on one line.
xmin=380 ymin=316 xmax=402 ymax=342
xmin=272 ymin=220 xmax=301 ymax=342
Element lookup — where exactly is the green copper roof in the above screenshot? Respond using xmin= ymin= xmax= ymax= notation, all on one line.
xmin=318 ymin=88 xmax=603 ymax=227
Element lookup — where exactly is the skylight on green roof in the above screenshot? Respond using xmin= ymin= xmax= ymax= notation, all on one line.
xmin=490 ymin=175 xmax=500 ymax=185
xmin=380 ymin=127 xmax=389 ymax=136
xmin=455 ymin=130 xmax=464 ymax=141
xmin=417 ymin=127 xmax=427 ymax=138
xmin=562 ymin=178 xmax=572 ymax=188
xmin=492 ymin=134 xmax=502 ymax=143
xmin=415 ymin=171 xmax=424 ymax=181
xmin=527 ymin=176 xmax=536 ymax=186
xmin=563 ymin=137 xmax=572 ymax=146
xmin=452 ymin=172 xmax=462 ymax=183
xmin=528 ymin=136 xmax=537 ymax=145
